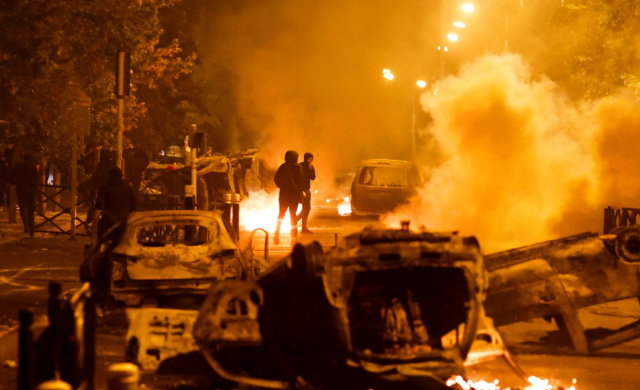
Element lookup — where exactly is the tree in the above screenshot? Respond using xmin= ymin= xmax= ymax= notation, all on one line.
xmin=0 ymin=0 xmax=196 ymax=167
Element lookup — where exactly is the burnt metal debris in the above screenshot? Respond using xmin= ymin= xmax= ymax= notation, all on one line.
xmin=192 ymin=225 xmax=485 ymax=389
xmin=484 ymin=226 xmax=640 ymax=353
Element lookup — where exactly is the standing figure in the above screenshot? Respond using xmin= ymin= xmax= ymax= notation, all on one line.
xmin=96 ymin=167 xmax=137 ymax=240
xmin=0 ymin=148 xmax=9 ymax=209
xmin=273 ymin=150 xmax=305 ymax=245
xmin=297 ymin=152 xmax=316 ymax=234
xmin=12 ymin=154 xmax=39 ymax=236
xmin=124 ymin=143 xmax=149 ymax=191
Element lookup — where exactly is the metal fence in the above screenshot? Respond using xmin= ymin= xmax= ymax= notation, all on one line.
xmin=33 ymin=184 xmax=91 ymax=237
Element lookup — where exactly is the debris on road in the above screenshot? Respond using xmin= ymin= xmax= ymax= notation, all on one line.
xmin=485 ymin=226 xmax=640 ymax=352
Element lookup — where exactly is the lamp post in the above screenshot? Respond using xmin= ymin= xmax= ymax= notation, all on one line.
xmin=382 ymin=69 xmax=427 ymax=160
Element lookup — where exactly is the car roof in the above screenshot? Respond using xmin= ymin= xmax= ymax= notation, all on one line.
xmin=126 ymin=210 xmax=223 ymax=225
xmin=357 ymin=159 xmax=416 ymax=168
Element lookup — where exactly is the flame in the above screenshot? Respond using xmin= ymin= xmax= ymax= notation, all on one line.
xmin=239 ymin=190 xmax=301 ymax=232
xmin=445 ymin=375 xmax=578 ymax=390
xmin=338 ymin=196 xmax=352 ymax=216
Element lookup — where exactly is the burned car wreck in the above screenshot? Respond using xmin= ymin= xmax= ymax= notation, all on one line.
xmin=192 ymin=225 xmax=486 ymax=390
xmin=82 ymin=210 xmax=268 ymax=308
xmin=484 ymin=226 xmax=640 ymax=353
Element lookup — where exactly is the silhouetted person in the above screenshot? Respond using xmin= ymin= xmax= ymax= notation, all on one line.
xmin=296 ymin=152 xmax=316 ymax=234
xmin=0 ymin=148 xmax=9 ymax=209
xmin=123 ymin=143 xmax=149 ymax=191
xmin=96 ymin=167 xmax=137 ymax=240
xmin=153 ymin=165 xmax=187 ymax=196
xmin=12 ymin=154 xmax=39 ymax=236
xmin=273 ymin=150 xmax=305 ymax=245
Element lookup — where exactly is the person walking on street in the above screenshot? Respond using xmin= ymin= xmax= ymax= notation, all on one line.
xmin=12 ymin=153 xmax=39 ymax=236
xmin=273 ymin=150 xmax=305 ymax=245
xmin=96 ymin=166 xmax=137 ymax=239
xmin=297 ymin=152 xmax=316 ymax=234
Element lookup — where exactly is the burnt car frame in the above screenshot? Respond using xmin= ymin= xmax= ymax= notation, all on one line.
xmin=484 ymin=226 xmax=640 ymax=353
xmin=350 ymin=159 xmax=421 ymax=217
xmin=83 ymin=210 xmax=268 ymax=307
xmin=192 ymin=225 xmax=486 ymax=389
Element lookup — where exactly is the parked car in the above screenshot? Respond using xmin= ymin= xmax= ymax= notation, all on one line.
xmin=351 ymin=159 xmax=421 ymax=217
xmin=81 ymin=209 xmax=269 ymax=307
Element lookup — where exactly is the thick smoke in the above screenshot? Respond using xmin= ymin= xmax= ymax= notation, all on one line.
xmin=386 ymin=53 xmax=640 ymax=252
xmin=195 ymin=0 xmax=439 ymax=193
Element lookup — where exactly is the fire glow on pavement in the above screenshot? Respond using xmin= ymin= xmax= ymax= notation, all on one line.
xmin=446 ymin=376 xmax=578 ymax=390
xmin=239 ymin=191 xmax=301 ymax=232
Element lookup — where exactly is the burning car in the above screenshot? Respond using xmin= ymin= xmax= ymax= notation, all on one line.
xmin=192 ymin=224 xmax=485 ymax=389
xmin=484 ymin=226 xmax=640 ymax=353
xmin=82 ymin=210 xmax=268 ymax=307
xmin=350 ymin=159 xmax=421 ymax=217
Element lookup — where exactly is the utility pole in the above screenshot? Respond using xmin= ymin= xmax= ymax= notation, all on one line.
xmin=190 ymin=124 xmax=197 ymax=200
xmin=115 ymin=52 xmax=130 ymax=168
xmin=67 ymin=82 xmax=91 ymax=240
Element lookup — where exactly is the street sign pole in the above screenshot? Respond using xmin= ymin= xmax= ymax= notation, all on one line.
xmin=70 ymin=130 xmax=77 ymax=240
xmin=115 ymin=52 xmax=130 ymax=169
xmin=116 ymin=52 xmax=125 ymax=168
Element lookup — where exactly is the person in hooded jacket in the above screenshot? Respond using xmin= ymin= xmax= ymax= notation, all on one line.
xmin=273 ymin=150 xmax=305 ymax=245
xmin=96 ymin=166 xmax=137 ymax=240
xmin=296 ymin=152 xmax=316 ymax=234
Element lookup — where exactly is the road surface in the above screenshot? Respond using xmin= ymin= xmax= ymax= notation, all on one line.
xmin=0 ymin=207 xmax=639 ymax=390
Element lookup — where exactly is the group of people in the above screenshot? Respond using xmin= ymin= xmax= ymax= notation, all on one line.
xmin=273 ymin=150 xmax=316 ymax=245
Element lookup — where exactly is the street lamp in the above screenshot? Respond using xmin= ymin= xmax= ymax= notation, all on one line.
xmin=416 ymin=80 xmax=427 ymax=88
xmin=461 ymin=3 xmax=474 ymax=12
xmin=447 ymin=33 xmax=459 ymax=42
xmin=382 ymin=68 xmax=395 ymax=81
xmin=453 ymin=21 xmax=466 ymax=28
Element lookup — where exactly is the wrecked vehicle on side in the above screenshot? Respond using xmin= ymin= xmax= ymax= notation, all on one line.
xmin=484 ymin=226 xmax=640 ymax=353
xmin=192 ymin=226 xmax=486 ymax=389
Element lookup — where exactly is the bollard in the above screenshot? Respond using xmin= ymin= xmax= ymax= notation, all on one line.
xmin=18 ymin=310 xmax=34 ymax=390
xmin=184 ymin=185 xmax=195 ymax=241
xmin=36 ymin=379 xmax=71 ymax=390
xmin=223 ymin=192 xmax=232 ymax=229
xmin=232 ymin=193 xmax=240 ymax=241
xmin=83 ymin=293 xmax=96 ymax=390
xmin=107 ymin=363 xmax=139 ymax=390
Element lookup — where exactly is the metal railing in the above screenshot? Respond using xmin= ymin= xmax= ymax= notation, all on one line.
xmin=33 ymin=185 xmax=92 ymax=237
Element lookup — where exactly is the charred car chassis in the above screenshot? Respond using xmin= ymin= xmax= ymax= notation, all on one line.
xmin=484 ymin=226 xmax=640 ymax=353
xmin=193 ymin=225 xmax=486 ymax=390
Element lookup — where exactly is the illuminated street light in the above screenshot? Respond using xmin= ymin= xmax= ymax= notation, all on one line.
xmin=382 ymin=68 xmax=395 ymax=81
xmin=461 ymin=3 xmax=474 ymax=12
xmin=444 ymin=46 xmax=449 ymax=52
xmin=453 ymin=21 xmax=466 ymax=28
xmin=437 ymin=46 xmax=442 ymax=50
xmin=447 ymin=33 xmax=459 ymax=42
xmin=416 ymin=80 xmax=427 ymax=88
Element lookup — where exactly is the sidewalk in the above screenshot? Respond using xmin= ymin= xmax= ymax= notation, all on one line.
xmin=0 ymin=208 xmax=90 ymax=250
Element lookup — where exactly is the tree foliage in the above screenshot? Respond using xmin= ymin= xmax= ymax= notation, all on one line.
xmin=508 ymin=0 xmax=640 ymax=100
xmin=0 ymin=0 xmax=196 ymax=164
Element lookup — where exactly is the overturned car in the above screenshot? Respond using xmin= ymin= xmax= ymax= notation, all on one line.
xmin=192 ymin=225 xmax=486 ymax=389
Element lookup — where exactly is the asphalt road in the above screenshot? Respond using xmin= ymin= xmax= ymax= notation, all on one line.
xmin=1 ymin=208 xmax=640 ymax=390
